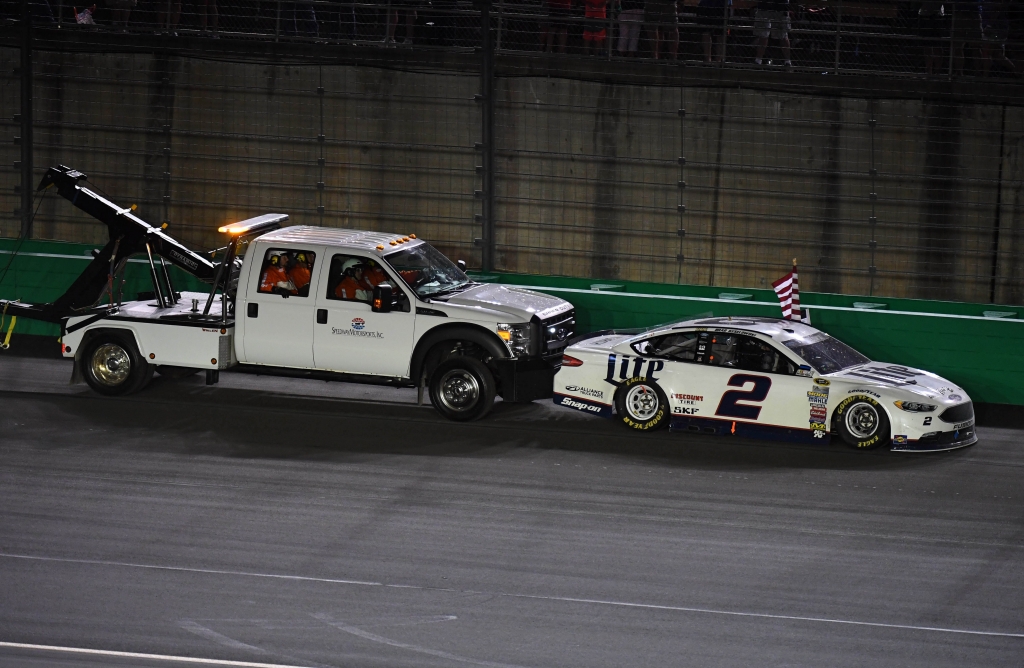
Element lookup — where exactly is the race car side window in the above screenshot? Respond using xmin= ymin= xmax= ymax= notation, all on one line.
xmin=708 ymin=334 xmax=796 ymax=375
xmin=632 ymin=332 xmax=700 ymax=362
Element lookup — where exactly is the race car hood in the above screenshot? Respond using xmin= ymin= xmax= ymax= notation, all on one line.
xmin=442 ymin=283 xmax=573 ymax=322
xmin=827 ymin=362 xmax=969 ymax=403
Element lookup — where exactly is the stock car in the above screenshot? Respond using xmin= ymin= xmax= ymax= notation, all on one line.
xmin=553 ymin=317 xmax=977 ymax=452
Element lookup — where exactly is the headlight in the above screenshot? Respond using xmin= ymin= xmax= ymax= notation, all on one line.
xmin=497 ymin=323 xmax=532 ymax=356
xmin=894 ymin=400 xmax=937 ymax=412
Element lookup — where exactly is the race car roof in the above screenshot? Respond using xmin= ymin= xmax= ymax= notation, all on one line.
xmin=257 ymin=225 xmax=421 ymax=253
xmin=649 ymin=316 xmax=824 ymax=344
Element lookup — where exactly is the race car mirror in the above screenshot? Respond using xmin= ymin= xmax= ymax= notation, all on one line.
xmin=372 ymin=283 xmax=393 ymax=313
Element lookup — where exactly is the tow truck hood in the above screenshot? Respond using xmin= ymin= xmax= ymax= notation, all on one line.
xmin=828 ymin=363 xmax=966 ymax=403
xmin=442 ymin=283 xmax=572 ymax=322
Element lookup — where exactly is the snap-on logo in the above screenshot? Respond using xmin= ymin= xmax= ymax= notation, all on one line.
xmin=351 ymin=318 xmax=365 ymax=330
xmin=561 ymin=396 xmax=603 ymax=413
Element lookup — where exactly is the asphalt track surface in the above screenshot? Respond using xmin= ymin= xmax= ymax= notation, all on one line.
xmin=1 ymin=355 xmax=1022 ymax=668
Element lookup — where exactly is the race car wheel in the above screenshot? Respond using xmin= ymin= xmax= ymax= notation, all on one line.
xmin=615 ymin=377 xmax=669 ymax=431
xmin=82 ymin=333 xmax=152 ymax=397
xmin=834 ymin=396 xmax=890 ymax=450
xmin=429 ymin=356 xmax=496 ymax=422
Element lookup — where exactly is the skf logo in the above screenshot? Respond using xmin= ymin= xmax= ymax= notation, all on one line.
xmin=673 ymin=407 xmax=699 ymax=415
xmin=605 ymin=354 xmax=664 ymax=387
xmin=814 ymin=378 xmax=831 ymax=386
xmin=351 ymin=318 xmax=365 ymax=330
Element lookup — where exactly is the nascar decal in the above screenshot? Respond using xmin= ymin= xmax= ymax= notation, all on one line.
xmin=554 ymin=393 xmax=613 ymax=418
xmin=605 ymin=354 xmax=664 ymax=387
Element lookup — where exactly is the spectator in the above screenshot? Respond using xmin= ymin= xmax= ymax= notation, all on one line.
xmin=979 ymin=0 xmax=1017 ymax=76
xmin=286 ymin=2 xmax=318 ymax=37
xmin=542 ymin=0 xmax=571 ymax=53
xmin=950 ymin=0 xmax=981 ymax=76
xmin=106 ymin=0 xmax=134 ymax=29
xmin=645 ymin=0 xmax=678 ymax=59
xmin=696 ymin=0 xmax=730 ymax=64
xmin=156 ymin=0 xmax=181 ymax=34
xmin=74 ymin=3 xmax=97 ymax=23
xmin=583 ymin=0 xmax=608 ymax=55
xmin=917 ymin=1 xmax=947 ymax=75
xmin=753 ymin=0 xmax=792 ymax=69
xmin=617 ymin=0 xmax=644 ymax=56
xmin=384 ymin=0 xmax=419 ymax=45
xmin=198 ymin=0 xmax=217 ymax=35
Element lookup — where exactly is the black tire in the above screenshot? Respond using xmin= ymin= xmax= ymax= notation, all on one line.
xmin=81 ymin=333 xmax=151 ymax=397
xmin=834 ymin=395 xmax=890 ymax=450
xmin=155 ymin=365 xmax=200 ymax=380
xmin=428 ymin=356 xmax=496 ymax=422
xmin=614 ymin=377 xmax=669 ymax=431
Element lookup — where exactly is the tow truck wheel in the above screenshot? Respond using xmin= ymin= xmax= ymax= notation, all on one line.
xmin=82 ymin=334 xmax=150 ymax=396
xmin=428 ymin=356 xmax=496 ymax=422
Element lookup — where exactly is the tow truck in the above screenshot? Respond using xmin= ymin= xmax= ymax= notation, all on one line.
xmin=1 ymin=166 xmax=576 ymax=421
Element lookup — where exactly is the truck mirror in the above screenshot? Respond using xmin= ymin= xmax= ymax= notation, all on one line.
xmin=372 ymin=283 xmax=393 ymax=313
xmin=457 ymin=260 xmax=467 ymax=272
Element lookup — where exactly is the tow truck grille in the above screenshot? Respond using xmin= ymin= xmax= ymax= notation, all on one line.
xmin=541 ymin=310 xmax=575 ymax=354
xmin=939 ymin=402 xmax=974 ymax=424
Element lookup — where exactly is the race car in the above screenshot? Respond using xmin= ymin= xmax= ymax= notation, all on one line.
xmin=553 ymin=316 xmax=977 ymax=452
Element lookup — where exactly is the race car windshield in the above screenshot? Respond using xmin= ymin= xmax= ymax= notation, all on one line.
xmin=385 ymin=242 xmax=470 ymax=298
xmin=783 ymin=334 xmax=870 ymax=374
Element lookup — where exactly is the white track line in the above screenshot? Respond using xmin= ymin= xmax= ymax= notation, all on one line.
xmin=3 ymin=552 xmax=1023 ymax=640
xmin=0 ymin=642 xmax=314 ymax=668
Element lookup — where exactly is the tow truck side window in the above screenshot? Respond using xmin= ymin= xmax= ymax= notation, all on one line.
xmin=633 ymin=332 xmax=700 ymax=362
xmin=707 ymin=334 xmax=797 ymax=375
xmin=257 ymin=248 xmax=316 ymax=297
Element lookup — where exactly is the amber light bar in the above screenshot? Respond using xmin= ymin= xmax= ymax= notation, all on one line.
xmin=218 ymin=213 xmax=289 ymax=236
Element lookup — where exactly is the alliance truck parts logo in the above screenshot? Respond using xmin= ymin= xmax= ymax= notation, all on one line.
xmin=331 ymin=317 xmax=384 ymax=338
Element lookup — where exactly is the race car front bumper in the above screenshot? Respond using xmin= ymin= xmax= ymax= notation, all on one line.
xmin=891 ymin=426 xmax=979 ymax=452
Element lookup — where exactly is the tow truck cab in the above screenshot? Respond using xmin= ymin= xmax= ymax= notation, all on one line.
xmin=61 ymin=225 xmax=575 ymax=421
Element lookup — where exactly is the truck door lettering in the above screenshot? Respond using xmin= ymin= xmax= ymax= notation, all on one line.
xmin=715 ymin=374 xmax=772 ymax=420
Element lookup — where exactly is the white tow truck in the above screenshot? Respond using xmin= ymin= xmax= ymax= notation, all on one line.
xmin=5 ymin=166 xmax=575 ymax=421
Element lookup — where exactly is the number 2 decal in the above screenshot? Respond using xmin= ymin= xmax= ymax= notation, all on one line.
xmin=715 ymin=374 xmax=772 ymax=420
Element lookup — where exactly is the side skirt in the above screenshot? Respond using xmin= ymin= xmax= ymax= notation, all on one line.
xmin=233 ymin=364 xmax=412 ymax=388
xmin=669 ymin=415 xmax=831 ymax=444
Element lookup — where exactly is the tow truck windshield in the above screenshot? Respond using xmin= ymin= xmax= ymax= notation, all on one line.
xmin=385 ymin=242 xmax=471 ymax=298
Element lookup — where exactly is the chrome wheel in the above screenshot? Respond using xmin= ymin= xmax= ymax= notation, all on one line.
xmin=437 ymin=368 xmax=481 ymax=413
xmin=845 ymin=403 xmax=879 ymax=439
xmin=90 ymin=343 xmax=131 ymax=386
xmin=624 ymin=383 xmax=660 ymax=421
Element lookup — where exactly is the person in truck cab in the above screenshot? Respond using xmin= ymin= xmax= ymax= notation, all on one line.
xmin=260 ymin=253 xmax=297 ymax=295
xmin=363 ymin=259 xmax=388 ymax=289
xmin=289 ymin=252 xmax=312 ymax=296
xmin=334 ymin=259 xmax=372 ymax=302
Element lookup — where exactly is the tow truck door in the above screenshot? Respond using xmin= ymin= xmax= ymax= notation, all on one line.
xmin=237 ymin=244 xmax=323 ymax=368
xmin=312 ymin=252 xmax=417 ymax=378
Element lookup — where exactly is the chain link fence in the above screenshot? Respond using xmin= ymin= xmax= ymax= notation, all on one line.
xmin=1 ymin=6 xmax=1022 ymax=306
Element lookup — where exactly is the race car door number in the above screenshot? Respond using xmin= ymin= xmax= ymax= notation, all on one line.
xmin=715 ymin=374 xmax=772 ymax=420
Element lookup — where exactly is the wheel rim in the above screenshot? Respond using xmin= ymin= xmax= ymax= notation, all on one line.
xmin=90 ymin=343 xmax=131 ymax=386
xmin=845 ymin=403 xmax=879 ymax=439
xmin=624 ymin=384 xmax=660 ymax=421
xmin=438 ymin=369 xmax=480 ymax=412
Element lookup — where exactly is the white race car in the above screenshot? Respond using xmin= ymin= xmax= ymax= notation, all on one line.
xmin=553 ymin=317 xmax=977 ymax=452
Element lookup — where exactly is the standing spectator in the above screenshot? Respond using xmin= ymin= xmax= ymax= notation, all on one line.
xmin=198 ymin=0 xmax=217 ymax=35
xmin=753 ymin=0 xmax=792 ymax=69
xmin=696 ymin=0 xmax=730 ymax=64
xmin=617 ymin=0 xmax=644 ymax=56
xmin=107 ymin=0 xmax=135 ymax=29
xmin=950 ymin=0 xmax=981 ymax=75
xmin=542 ymin=0 xmax=571 ymax=53
xmin=918 ymin=1 xmax=947 ymax=75
xmin=583 ymin=0 xmax=608 ymax=54
xmin=74 ymin=3 xmax=97 ymax=23
xmin=156 ymin=0 xmax=181 ymax=34
xmin=384 ymin=0 xmax=418 ymax=45
xmin=645 ymin=0 xmax=678 ymax=59
xmin=979 ymin=0 xmax=1017 ymax=76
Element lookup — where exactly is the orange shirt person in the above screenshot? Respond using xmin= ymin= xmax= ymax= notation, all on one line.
xmin=260 ymin=255 xmax=296 ymax=294
xmin=289 ymin=253 xmax=312 ymax=292
xmin=363 ymin=261 xmax=388 ymax=288
xmin=334 ymin=260 xmax=371 ymax=302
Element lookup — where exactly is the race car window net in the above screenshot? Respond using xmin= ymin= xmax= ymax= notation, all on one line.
xmin=708 ymin=335 xmax=798 ymax=375
xmin=385 ymin=243 xmax=470 ymax=298
xmin=783 ymin=336 xmax=870 ymax=375
xmin=633 ymin=333 xmax=699 ymax=362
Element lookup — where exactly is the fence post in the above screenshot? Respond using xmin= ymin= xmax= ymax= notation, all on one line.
xmin=480 ymin=0 xmax=495 ymax=272
xmin=20 ymin=0 xmax=33 ymax=239
xmin=947 ymin=7 xmax=955 ymax=78
xmin=719 ymin=2 xmax=728 ymax=66
xmin=868 ymin=101 xmax=877 ymax=296
xmin=497 ymin=0 xmax=503 ymax=51
xmin=833 ymin=0 xmax=842 ymax=74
